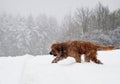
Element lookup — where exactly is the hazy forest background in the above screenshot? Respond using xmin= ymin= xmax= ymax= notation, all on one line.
xmin=0 ymin=3 xmax=120 ymax=56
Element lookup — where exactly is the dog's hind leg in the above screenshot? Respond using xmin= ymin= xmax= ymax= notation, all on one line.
xmin=88 ymin=50 xmax=103 ymax=64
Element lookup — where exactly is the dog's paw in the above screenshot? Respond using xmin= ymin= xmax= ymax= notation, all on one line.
xmin=52 ymin=60 xmax=57 ymax=63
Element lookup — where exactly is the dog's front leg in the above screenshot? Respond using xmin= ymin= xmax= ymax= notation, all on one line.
xmin=52 ymin=56 xmax=64 ymax=63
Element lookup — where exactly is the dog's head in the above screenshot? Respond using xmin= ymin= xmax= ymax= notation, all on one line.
xmin=49 ymin=43 xmax=65 ymax=57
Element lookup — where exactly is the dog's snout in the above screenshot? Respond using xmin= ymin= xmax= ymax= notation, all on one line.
xmin=49 ymin=52 xmax=52 ymax=55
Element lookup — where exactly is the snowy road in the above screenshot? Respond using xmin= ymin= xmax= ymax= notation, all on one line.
xmin=0 ymin=56 xmax=28 ymax=84
xmin=0 ymin=50 xmax=120 ymax=84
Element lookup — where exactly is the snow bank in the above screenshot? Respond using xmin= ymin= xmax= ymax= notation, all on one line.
xmin=22 ymin=50 xmax=120 ymax=84
xmin=0 ymin=56 xmax=28 ymax=84
xmin=0 ymin=50 xmax=120 ymax=84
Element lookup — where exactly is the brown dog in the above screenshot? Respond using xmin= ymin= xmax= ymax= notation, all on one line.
xmin=49 ymin=40 xmax=115 ymax=64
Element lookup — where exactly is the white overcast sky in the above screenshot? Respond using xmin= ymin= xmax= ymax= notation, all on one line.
xmin=0 ymin=0 xmax=120 ymax=21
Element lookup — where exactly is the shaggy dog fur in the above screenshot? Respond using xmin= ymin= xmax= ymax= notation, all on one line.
xmin=49 ymin=40 xmax=115 ymax=64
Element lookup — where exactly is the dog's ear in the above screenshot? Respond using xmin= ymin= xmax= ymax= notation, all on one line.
xmin=56 ymin=44 xmax=67 ymax=56
xmin=57 ymin=45 xmax=64 ymax=52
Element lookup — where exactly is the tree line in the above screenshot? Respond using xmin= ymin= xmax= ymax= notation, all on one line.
xmin=61 ymin=3 xmax=120 ymax=47
xmin=0 ymin=3 xmax=120 ymax=56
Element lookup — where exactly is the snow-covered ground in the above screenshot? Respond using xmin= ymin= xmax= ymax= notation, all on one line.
xmin=0 ymin=50 xmax=120 ymax=84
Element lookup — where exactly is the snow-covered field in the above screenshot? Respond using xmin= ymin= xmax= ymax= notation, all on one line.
xmin=0 ymin=50 xmax=120 ymax=84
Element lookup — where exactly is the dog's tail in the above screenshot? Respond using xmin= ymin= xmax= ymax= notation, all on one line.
xmin=96 ymin=45 xmax=115 ymax=51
